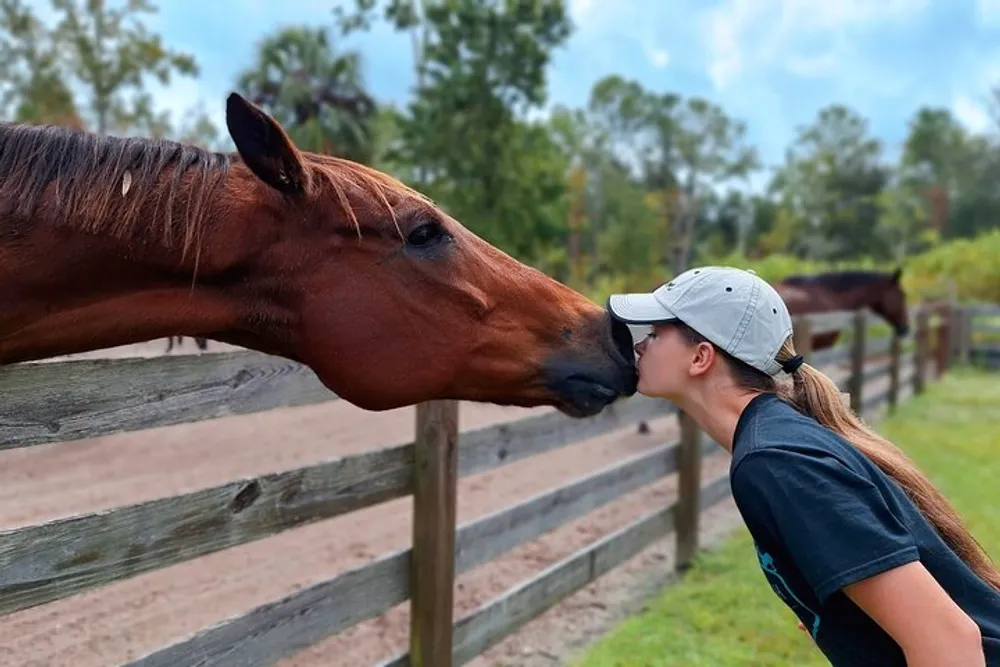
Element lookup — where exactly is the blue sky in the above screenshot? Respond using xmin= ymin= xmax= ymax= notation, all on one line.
xmin=28 ymin=0 xmax=1000 ymax=182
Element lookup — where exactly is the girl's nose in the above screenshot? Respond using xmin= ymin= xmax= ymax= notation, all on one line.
xmin=634 ymin=338 xmax=647 ymax=355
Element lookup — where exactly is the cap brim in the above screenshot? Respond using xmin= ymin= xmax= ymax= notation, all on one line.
xmin=606 ymin=293 xmax=677 ymax=324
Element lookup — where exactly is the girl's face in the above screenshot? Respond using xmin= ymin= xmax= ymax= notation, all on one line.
xmin=634 ymin=322 xmax=700 ymax=399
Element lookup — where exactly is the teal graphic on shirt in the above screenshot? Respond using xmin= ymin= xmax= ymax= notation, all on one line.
xmin=755 ymin=543 xmax=821 ymax=638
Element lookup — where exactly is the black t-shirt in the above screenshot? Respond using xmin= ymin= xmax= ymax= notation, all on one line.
xmin=730 ymin=392 xmax=1000 ymax=666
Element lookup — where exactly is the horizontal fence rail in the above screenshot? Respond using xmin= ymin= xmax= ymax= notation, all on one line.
xmin=0 ymin=300 xmax=976 ymax=667
xmin=0 ymin=351 xmax=337 ymax=449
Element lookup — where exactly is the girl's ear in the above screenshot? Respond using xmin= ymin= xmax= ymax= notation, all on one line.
xmin=688 ymin=341 xmax=716 ymax=377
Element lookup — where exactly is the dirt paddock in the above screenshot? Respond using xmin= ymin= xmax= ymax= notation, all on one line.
xmin=0 ymin=337 xmax=842 ymax=666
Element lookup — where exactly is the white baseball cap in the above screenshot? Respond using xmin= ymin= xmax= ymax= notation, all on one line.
xmin=607 ymin=266 xmax=795 ymax=376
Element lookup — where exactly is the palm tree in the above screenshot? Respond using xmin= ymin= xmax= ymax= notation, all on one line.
xmin=236 ymin=25 xmax=377 ymax=164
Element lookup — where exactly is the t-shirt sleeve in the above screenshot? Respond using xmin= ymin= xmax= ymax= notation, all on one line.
xmin=730 ymin=447 xmax=920 ymax=604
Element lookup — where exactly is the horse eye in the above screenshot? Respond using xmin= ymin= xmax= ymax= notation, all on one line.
xmin=406 ymin=221 xmax=445 ymax=247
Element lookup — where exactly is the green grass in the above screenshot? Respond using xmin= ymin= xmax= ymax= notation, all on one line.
xmin=572 ymin=366 xmax=1000 ymax=667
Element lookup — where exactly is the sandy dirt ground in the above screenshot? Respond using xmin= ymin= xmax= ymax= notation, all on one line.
xmin=0 ymin=337 xmax=882 ymax=667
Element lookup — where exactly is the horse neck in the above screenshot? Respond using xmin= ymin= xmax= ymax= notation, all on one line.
xmin=821 ymin=282 xmax=885 ymax=312
xmin=0 ymin=196 xmax=259 ymax=365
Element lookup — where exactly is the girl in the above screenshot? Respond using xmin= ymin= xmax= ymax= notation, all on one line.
xmin=607 ymin=265 xmax=999 ymax=667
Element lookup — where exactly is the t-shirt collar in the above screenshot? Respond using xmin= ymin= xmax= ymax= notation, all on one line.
xmin=733 ymin=391 xmax=780 ymax=454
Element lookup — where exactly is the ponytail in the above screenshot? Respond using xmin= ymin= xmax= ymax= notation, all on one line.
xmin=673 ymin=321 xmax=1000 ymax=592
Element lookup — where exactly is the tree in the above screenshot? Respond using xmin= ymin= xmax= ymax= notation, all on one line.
xmin=582 ymin=75 xmax=759 ymax=272
xmin=769 ymin=104 xmax=889 ymax=260
xmin=0 ymin=0 xmax=80 ymax=126
xmin=49 ymin=0 xmax=199 ymax=135
xmin=236 ymin=25 xmax=376 ymax=162
xmin=336 ymin=0 xmax=575 ymax=265
xmin=899 ymin=106 xmax=1000 ymax=241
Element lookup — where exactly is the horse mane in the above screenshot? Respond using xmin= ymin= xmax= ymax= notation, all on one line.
xmin=0 ymin=121 xmax=430 ymax=257
xmin=0 ymin=121 xmax=232 ymax=257
xmin=781 ymin=269 xmax=895 ymax=292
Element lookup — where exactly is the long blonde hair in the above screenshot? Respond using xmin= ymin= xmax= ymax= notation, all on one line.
xmin=674 ymin=321 xmax=1000 ymax=592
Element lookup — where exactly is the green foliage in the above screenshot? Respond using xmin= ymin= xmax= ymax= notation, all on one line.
xmin=0 ymin=0 xmax=80 ymax=126
xmin=904 ymin=228 xmax=1000 ymax=303
xmin=337 ymin=0 xmax=574 ymax=264
xmin=584 ymin=228 xmax=999 ymax=308
xmin=0 ymin=0 xmax=206 ymax=139
xmin=767 ymin=104 xmax=890 ymax=260
xmin=1 ymin=0 xmax=997 ymax=303
xmin=235 ymin=25 xmax=376 ymax=162
xmin=49 ymin=0 xmax=199 ymax=134
xmin=573 ymin=367 xmax=1000 ymax=666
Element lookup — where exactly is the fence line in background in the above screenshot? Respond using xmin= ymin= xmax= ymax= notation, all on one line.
xmin=0 ymin=300 xmax=995 ymax=666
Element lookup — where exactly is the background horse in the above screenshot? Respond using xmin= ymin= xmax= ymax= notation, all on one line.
xmin=0 ymin=92 xmax=636 ymax=418
xmin=775 ymin=268 xmax=910 ymax=350
xmin=165 ymin=336 xmax=209 ymax=353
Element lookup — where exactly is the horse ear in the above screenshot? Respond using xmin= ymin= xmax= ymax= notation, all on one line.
xmin=891 ymin=266 xmax=903 ymax=283
xmin=225 ymin=92 xmax=310 ymax=195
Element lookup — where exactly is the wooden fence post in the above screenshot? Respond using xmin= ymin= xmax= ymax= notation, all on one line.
xmin=957 ymin=307 xmax=972 ymax=365
xmin=675 ymin=410 xmax=702 ymax=572
xmin=793 ymin=315 xmax=813 ymax=362
xmin=888 ymin=330 xmax=901 ymax=411
xmin=935 ymin=302 xmax=952 ymax=376
xmin=914 ymin=308 xmax=928 ymax=394
xmin=410 ymin=399 xmax=460 ymax=667
xmin=849 ymin=310 xmax=867 ymax=413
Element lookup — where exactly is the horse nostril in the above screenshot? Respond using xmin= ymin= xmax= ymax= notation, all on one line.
xmin=609 ymin=314 xmax=635 ymax=365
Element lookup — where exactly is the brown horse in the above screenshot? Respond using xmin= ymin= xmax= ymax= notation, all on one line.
xmin=0 ymin=93 xmax=636 ymax=417
xmin=775 ymin=268 xmax=910 ymax=350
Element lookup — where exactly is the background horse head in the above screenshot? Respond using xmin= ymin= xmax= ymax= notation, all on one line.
xmin=776 ymin=268 xmax=910 ymax=350
xmin=0 ymin=93 xmax=636 ymax=417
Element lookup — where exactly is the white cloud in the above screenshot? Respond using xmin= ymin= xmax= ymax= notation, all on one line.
xmin=976 ymin=0 xmax=1000 ymax=27
xmin=701 ymin=0 xmax=929 ymax=90
xmin=645 ymin=47 xmax=670 ymax=68
xmin=784 ymin=51 xmax=838 ymax=77
xmin=952 ymin=93 xmax=992 ymax=133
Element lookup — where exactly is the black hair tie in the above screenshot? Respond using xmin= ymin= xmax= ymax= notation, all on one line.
xmin=781 ymin=355 xmax=805 ymax=374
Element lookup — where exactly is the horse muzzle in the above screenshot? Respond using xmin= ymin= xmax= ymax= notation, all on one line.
xmin=542 ymin=313 xmax=639 ymax=418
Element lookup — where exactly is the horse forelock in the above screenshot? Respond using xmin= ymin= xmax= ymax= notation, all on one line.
xmin=304 ymin=155 xmax=433 ymax=241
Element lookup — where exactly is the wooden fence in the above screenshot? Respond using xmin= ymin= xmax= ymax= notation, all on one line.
xmin=0 ymin=301 xmax=985 ymax=666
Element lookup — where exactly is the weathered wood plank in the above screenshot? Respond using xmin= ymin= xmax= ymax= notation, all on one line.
xmin=455 ymin=440 xmax=679 ymax=574
xmin=409 ymin=400 xmax=460 ymax=667
xmin=119 ymin=443 xmax=696 ymax=667
xmin=0 ymin=442 xmax=413 ymax=616
xmin=809 ymin=345 xmax=851 ymax=369
xmin=969 ymin=304 xmax=1000 ymax=316
xmin=974 ymin=323 xmax=1000 ymax=336
xmin=0 ymin=352 xmax=335 ymax=449
xmin=861 ymin=386 xmax=892 ymax=414
xmin=0 ymin=394 xmax=667 ymax=615
xmin=458 ymin=394 xmax=675 ymax=478
xmin=698 ymin=473 xmax=732 ymax=511
xmin=801 ymin=310 xmax=855 ymax=335
xmin=448 ymin=501 xmax=677 ymax=665
xmin=862 ymin=360 xmax=891 ymax=385
xmin=125 ymin=548 xmax=411 ymax=667
xmin=122 ymin=441 xmax=688 ymax=667
xmin=864 ymin=335 xmax=894 ymax=360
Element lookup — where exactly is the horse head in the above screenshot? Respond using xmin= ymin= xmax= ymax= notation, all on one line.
xmin=869 ymin=267 xmax=910 ymax=337
xmin=213 ymin=93 xmax=637 ymax=416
